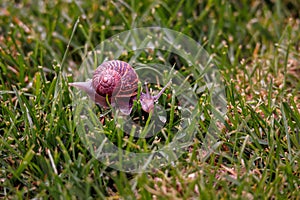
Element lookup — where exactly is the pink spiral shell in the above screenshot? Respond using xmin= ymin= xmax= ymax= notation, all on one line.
xmin=92 ymin=60 xmax=138 ymax=98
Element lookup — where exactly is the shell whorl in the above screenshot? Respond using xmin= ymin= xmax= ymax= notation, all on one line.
xmin=92 ymin=60 xmax=138 ymax=98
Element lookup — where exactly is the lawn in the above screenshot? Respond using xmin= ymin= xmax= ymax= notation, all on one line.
xmin=0 ymin=0 xmax=299 ymax=199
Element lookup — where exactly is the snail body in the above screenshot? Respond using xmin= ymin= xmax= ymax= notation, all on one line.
xmin=70 ymin=60 xmax=171 ymax=115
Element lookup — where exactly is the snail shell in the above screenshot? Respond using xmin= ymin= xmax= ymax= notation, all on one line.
xmin=92 ymin=60 xmax=138 ymax=98
xmin=70 ymin=60 xmax=171 ymax=115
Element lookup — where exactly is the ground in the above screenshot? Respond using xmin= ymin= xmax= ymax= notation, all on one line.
xmin=0 ymin=0 xmax=299 ymax=199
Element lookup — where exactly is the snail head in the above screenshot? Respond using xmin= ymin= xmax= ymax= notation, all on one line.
xmin=140 ymin=81 xmax=171 ymax=113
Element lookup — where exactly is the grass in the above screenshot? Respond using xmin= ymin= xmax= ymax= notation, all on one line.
xmin=1 ymin=0 xmax=300 ymax=199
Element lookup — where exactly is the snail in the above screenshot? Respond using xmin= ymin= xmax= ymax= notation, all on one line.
xmin=69 ymin=60 xmax=171 ymax=115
